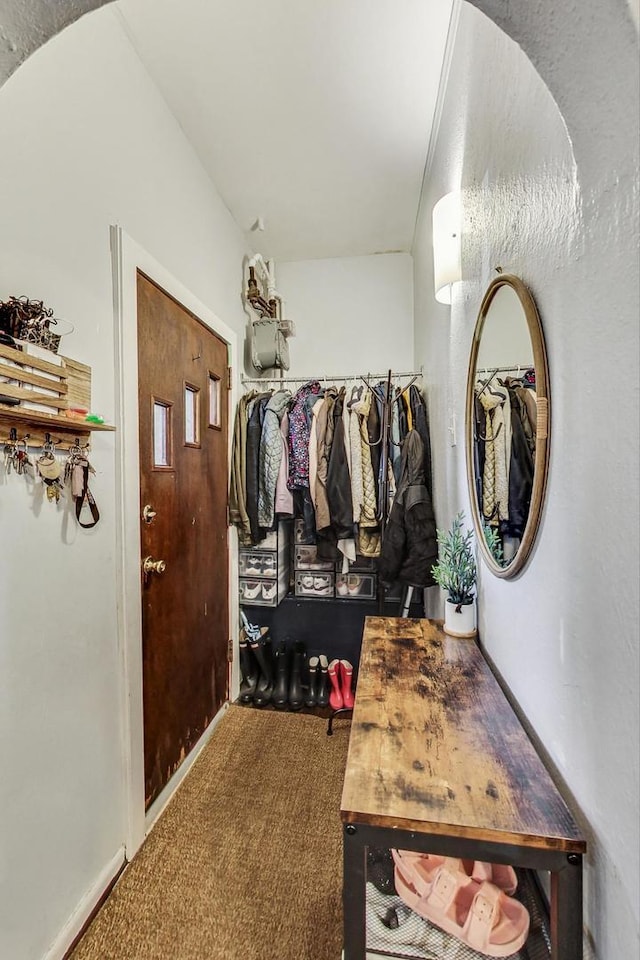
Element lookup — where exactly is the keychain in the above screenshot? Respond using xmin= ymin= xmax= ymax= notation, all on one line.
xmin=64 ymin=441 xmax=100 ymax=527
xmin=36 ymin=440 xmax=64 ymax=502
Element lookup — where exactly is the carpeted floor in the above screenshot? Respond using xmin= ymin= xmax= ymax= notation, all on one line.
xmin=70 ymin=705 xmax=350 ymax=960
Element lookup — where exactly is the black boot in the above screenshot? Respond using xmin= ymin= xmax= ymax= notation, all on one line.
xmin=272 ymin=641 xmax=289 ymax=710
xmin=250 ymin=631 xmax=274 ymax=707
xmin=316 ymin=654 xmax=330 ymax=708
xmin=304 ymin=656 xmax=319 ymax=708
xmin=288 ymin=641 xmax=305 ymax=711
xmin=239 ymin=631 xmax=259 ymax=703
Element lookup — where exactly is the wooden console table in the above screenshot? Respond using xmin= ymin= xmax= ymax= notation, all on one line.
xmin=340 ymin=617 xmax=586 ymax=960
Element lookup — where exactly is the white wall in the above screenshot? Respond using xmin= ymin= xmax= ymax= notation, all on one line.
xmin=0 ymin=9 xmax=250 ymax=960
xmin=276 ymin=254 xmax=414 ymax=380
xmin=414 ymin=3 xmax=639 ymax=957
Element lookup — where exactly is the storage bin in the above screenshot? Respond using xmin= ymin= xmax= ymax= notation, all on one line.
xmin=239 ymin=552 xmax=277 ymax=579
xmin=335 ymin=572 xmax=377 ymax=600
xmin=294 ymin=544 xmax=334 ymax=571
xmin=239 ymin=568 xmax=289 ymax=607
xmin=294 ymin=572 xmax=334 ymax=599
xmin=238 ymin=519 xmax=292 ymax=607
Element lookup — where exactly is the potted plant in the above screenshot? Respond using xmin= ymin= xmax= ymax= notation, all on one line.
xmin=431 ymin=511 xmax=478 ymax=638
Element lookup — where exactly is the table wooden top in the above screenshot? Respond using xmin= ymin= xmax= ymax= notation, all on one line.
xmin=340 ymin=617 xmax=586 ymax=853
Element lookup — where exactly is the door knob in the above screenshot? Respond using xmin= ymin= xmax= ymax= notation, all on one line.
xmin=142 ymin=556 xmax=167 ymax=578
xmin=142 ymin=504 xmax=157 ymax=524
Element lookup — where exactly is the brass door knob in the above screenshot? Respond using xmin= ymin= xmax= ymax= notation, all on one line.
xmin=142 ymin=556 xmax=167 ymax=576
xmin=142 ymin=504 xmax=157 ymax=524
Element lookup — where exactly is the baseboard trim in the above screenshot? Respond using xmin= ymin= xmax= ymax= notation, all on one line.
xmin=45 ymin=847 xmax=126 ymax=960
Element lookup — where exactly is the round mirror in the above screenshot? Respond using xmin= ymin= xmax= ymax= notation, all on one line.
xmin=465 ymin=274 xmax=550 ymax=578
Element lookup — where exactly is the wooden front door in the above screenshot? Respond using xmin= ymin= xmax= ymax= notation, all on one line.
xmin=137 ymin=271 xmax=229 ymax=809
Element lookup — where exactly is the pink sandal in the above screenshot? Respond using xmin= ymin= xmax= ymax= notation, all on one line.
xmin=394 ymin=860 xmax=530 ymax=958
xmin=470 ymin=860 xmax=518 ymax=897
xmin=392 ymin=849 xmax=517 ymax=897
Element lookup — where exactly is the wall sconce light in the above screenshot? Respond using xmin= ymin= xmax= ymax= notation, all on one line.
xmin=432 ymin=192 xmax=462 ymax=304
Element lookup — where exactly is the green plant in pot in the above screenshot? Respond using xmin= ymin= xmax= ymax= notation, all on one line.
xmin=431 ymin=511 xmax=478 ymax=638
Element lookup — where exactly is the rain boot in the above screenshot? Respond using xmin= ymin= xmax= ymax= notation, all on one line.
xmin=250 ymin=630 xmax=274 ymax=707
xmin=239 ymin=630 xmax=259 ymax=703
xmin=316 ymin=654 xmax=330 ymax=708
xmin=304 ymin=656 xmax=319 ymax=708
xmin=272 ymin=640 xmax=289 ymax=710
xmin=328 ymin=658 xmax=344 ymax=710
xmin=288 ymin=641 xmax=305 ymax=711
xmin=340 ymin=659 xmax=355 ymax=709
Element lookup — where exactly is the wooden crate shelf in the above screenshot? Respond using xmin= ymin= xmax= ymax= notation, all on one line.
xmin=0 ymin=341 xmax=115 ymax=449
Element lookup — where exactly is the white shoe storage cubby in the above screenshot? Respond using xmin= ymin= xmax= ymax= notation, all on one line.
xmin=238 ymin=519 xmax=292 ymax=608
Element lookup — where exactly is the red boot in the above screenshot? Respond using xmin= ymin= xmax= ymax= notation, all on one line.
xmin=328 ymin=659 xmax=343 ymax=710
xmin=340 ymin=659 xmax=355 ymax=709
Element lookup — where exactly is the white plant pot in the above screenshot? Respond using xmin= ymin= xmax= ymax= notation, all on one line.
xmin=443 ymin=598 xmax=477 ymax=638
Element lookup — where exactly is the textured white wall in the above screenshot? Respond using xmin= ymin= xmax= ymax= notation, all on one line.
xmin=414 ymin=3 xmax=639 ymax=956
xmin=0 ymin=9 xmax=250 ymax=960
xmin=277 ymin=254 xmax=415 ymax=381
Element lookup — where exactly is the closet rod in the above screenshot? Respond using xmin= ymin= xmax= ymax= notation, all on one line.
xmin=476 ymin=363 xmax=532 ymax=374
xmin=241 ymin=368 xmax=423 ymax=386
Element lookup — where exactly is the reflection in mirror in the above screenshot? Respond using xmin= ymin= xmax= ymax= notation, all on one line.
xmin=466 ymin=275 xmax=550 ymax=579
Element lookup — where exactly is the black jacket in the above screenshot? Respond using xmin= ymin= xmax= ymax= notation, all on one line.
xmin=379 ymin=430 xmax=437 ymax=587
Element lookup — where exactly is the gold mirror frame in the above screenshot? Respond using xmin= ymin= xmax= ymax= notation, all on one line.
xmin=465 ymin=274 xmax=551 ymax=578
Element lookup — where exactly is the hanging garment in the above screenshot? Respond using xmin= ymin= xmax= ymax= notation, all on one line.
xmin=318 ymin=389 xmax=356 ymax=564
xmin=246 ymin=392 xmax=272 ymax=544
xmin=472 ymin=393 xmax=486 ymax=510
xmin=517 ymin=385 xmax=538 ymax=451
xmin=397 ymin=389 xmax=409 ymax=443
xmin=357 ymin=526 xmax=381 ymax=557
xmin=314 ymin=388 xmax=337 ymax=532
xmin=308 ymin=396 xmax=326 ymax=512
xmin=229 ymin=390 xmax=258 ymax=546
xmin=257 ymin=389 xmax=291 ymax=528
xmin=347 ymin=386 xmax=364 ymax=524
xmin=378 ymin=430 xmax=437 ymax=587
xmin=351 ymin=388 xmax=378 ymax=529
xmin=478 ymin=385 xmax=509 ymax=527
xmin=408 ymin=384 xmax=434 ymax=497
xmin=367 ymin=388 xmax=382 ymax=514
xmin=401 ymin=387 xmax=414 ymax=432
xmin=274 ymin=410 xmax=294 ymax=516
xmin=506 ymin=392 xmax=534 ymax=538
xmin=287 ymin=380 xmax=322 ymax=489
xmin=390 ymin=390 xmax=402 ymax=484
xmin=372 ymin=381 xmax=391 ymax=518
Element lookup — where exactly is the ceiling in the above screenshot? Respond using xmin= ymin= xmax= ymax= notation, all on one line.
xmin=115 ymin=0 xmax=454 ymax=262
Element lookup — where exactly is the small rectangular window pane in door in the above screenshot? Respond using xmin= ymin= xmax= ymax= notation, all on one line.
xmin=209 ymin=374 xmax=221 ymax=429
xmin=185 ymin=384 xmax=200 ymax=446
xmin=153 ymin=400 xmax=171 ymax=467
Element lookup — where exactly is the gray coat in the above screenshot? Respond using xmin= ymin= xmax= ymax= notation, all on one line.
xmin=257 ymin=390 xmax=291 ymax=528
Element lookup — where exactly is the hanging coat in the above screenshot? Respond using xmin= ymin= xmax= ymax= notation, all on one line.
xmin=274 ymin=411 xmax=294 ymax=517
xmin=378 ymin=430 xmax=437 ymax=587
xmin=408 ymin=384 xmax=434 ymax=497
xmin=317 ymin=389 xmax=355 ymax=562
xmin=229 ymin=390 xmax=257 ymax=546
xmin=287 ymin=380 xmax=322 ymax=489
xmin=246 ymin=392 xmax=271 ymax=544
xmin=351 ymin=389 xmax=378 ymax=529
xmin=257 ymin=389 xmax=292 ymax=528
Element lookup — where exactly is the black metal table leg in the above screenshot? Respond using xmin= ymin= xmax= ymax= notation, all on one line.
xmin=327 ymin=707 xmax=353 ymax=736
xmin=342 ymin=824 xmax=367 ymax=960
xmin=550 ymin=854 xmax=583 ymax=960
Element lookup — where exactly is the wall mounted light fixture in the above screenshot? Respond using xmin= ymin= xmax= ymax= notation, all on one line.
xmin=432 ymin=192 xmax=462 ymax=304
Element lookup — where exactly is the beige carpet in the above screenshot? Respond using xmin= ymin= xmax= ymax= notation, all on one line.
xmin=71 ymin=705 xmax=350 ymax=960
